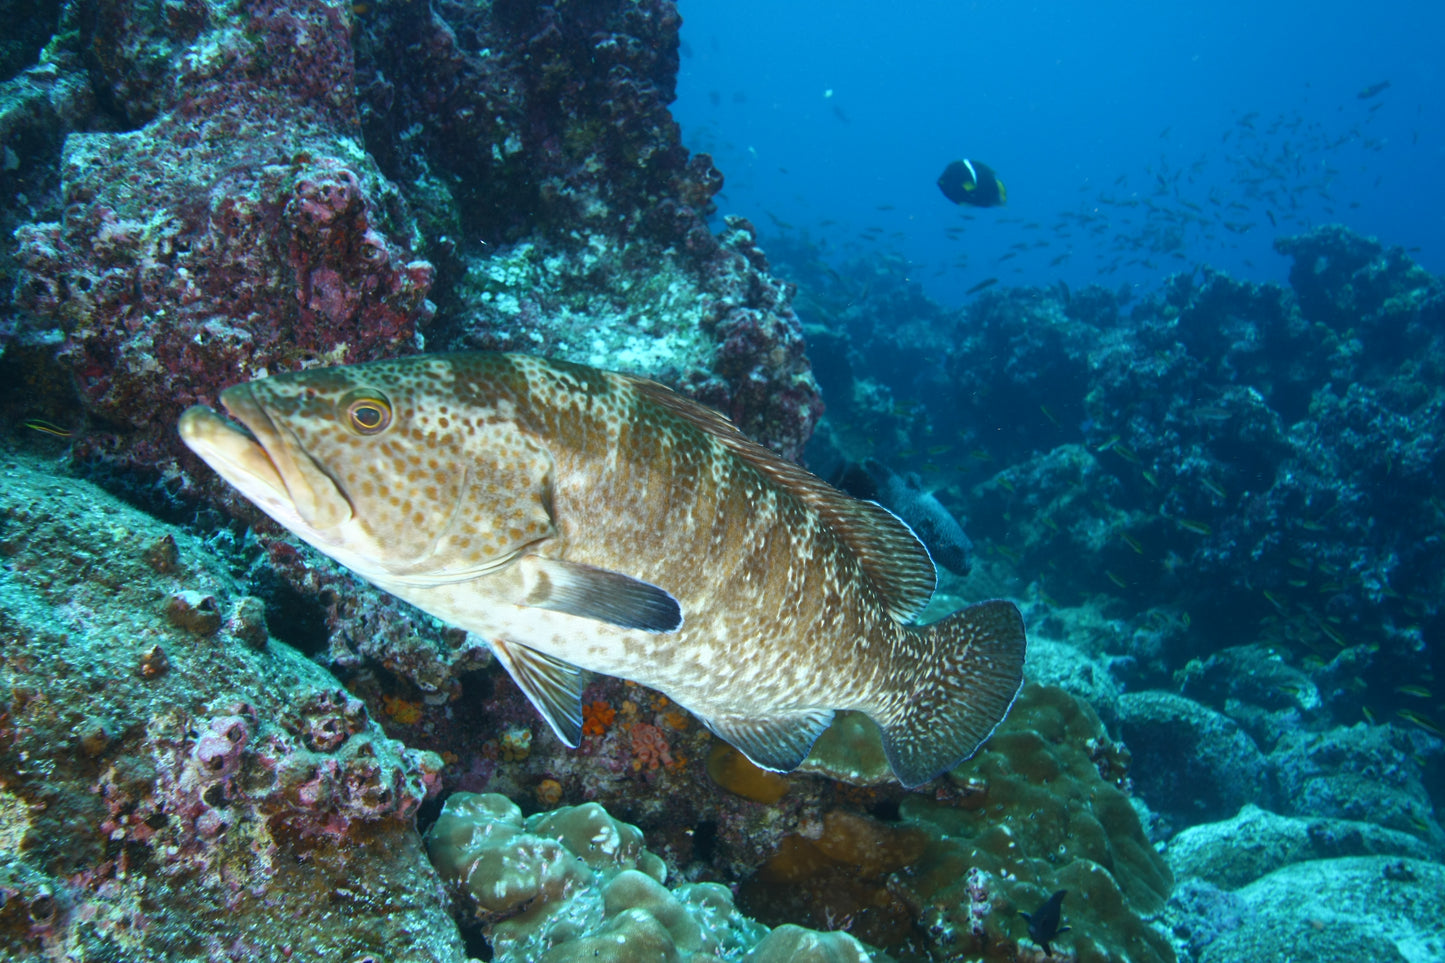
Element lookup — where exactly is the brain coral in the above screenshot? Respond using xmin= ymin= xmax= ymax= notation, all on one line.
xmin=425 ymin=791 xmax=876 ymax=962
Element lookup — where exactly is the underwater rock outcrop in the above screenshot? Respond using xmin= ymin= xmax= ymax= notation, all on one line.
xmin=1116 ymin=690 xmax=1272 ymax=830
xmin=1196 ymin=856 xmax=1445 ymax=963
xmin=0 ymin=452 xmax=461 ymax=961
xmin=1267 ymin=723 xmax=1444 ymax=841
xmin=1167 ymin=804 xmax=1441 ymax=891
xmin=10 ymin=0 xmax=436 ymax=473
xmin=1 ymin=0 xmax=820 ymax=477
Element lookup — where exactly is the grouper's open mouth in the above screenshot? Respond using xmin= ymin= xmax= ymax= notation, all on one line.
xmin=178 ymin=386 xmax=353 ymax=532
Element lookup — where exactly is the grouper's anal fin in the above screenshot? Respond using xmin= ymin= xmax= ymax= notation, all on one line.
xmin=519 ymin=555 xmax=682 ymax=632
xmin=489 ymin=638 xmax=586 ymax=747
xmin=702 ymin=708 xmax=836 ymax=773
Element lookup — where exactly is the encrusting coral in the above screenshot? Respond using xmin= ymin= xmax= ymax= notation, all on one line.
xmin=742 ymin=684 xmax=1175 ymax=962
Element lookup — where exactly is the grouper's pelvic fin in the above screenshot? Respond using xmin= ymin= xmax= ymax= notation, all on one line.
xmin=490 ymin=559 xmax=683 ymax=749
xmin=881 ymin=599 xmax=1027 ymax=788
xmin=489 ymin=638 xmax=588 ymax=747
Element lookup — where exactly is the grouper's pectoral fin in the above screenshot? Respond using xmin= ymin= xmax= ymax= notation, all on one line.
xmin=489 ymin=638 xmax=586 ymax=747
xmin=518 ymin=556 xmax=682 ymax=632
xmin=702 ymin=709 xmax=836 ymax=773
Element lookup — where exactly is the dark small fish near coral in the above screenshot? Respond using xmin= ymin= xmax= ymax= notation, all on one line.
xmin=966 ymin=277 xmax=1000 ymax=295
xmin=1021 ymin=889 xmax=1070 ymax=956
xmin=179 ymin=352 xmax=1027 ymax=788
xmin=938 ymin=158 xmax=1007 ymax=208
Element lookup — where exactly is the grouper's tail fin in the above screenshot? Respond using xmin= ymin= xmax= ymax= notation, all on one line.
xmin=882 ymin=599 xmax=1026 ymax=788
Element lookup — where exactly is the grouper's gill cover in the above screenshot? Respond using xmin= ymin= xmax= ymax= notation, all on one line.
xmin=179 ymin=352 xmax=1027 ymax=788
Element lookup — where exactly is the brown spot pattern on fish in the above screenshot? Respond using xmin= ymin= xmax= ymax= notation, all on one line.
xmin=179 ymin=352 xmax=1026 ymax=787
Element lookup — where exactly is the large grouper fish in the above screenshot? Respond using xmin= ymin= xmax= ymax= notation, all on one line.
xmin=178 ymin=352 xmax=1026 ymax=787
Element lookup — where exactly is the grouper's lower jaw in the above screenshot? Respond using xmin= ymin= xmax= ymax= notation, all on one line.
xmin=178 ymin=404 xmax=301 ymax=527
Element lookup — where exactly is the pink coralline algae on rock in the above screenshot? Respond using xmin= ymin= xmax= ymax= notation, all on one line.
xmin=12 ymin=0 xmax=435 ymax=472
xmin=0 ymin=452 xmax=461 ymax=961
xmin=354 ymin=0 xmax=823 ymax=459
xmin=6 ymin=0 xmax=821 ymax=477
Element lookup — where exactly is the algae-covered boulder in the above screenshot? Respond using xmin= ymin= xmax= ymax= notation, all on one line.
xmin=1199 ymin=856 xmax=1445 ymax=963
xmin=1268 ymin=723 xmax=1444 ymax=840
xmin=1117 ymin=689 xmax=1271 ymax=829
xmin=425 ymin=791 xmax=876 ymax=962
xmin=1168 ymin=803 xmax=1441 ymax=890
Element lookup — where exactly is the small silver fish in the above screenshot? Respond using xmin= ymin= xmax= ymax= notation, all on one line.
xmin=179 ymin=353 xmax=1026 ymax=787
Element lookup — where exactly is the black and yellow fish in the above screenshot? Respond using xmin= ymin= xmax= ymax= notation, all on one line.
xmin=938 ymin=158 xmax=1007 ymax=208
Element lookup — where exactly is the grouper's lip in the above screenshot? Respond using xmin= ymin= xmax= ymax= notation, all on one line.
xmin=216 ymin=383 xmax=289 ymax=489
xmin=177 ymin=399 xmax=289 ymax=507
xmin=218 ymin=383 xmax=355 ymax=532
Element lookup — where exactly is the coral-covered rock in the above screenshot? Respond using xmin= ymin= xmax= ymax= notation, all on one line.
xmin=1168 ymin=804 xmax=1441 ymax=891
xmin=1267 ymin=724 xmax=1444 ymax=842
xmin=5 ymin=0 xmax=820 ymax=479
xmin=0 ymin=451 xmax=460 ymax=961
xmin=445 ymin=218 xmax=820 ymax=459
xmin=946 ymin=287 xmax=1099 ymax=465
xmin=1275 ymin=225 xmax=1443 ymax=355
xmin=0 ymin=49 xmax=92 ymax=334
xmin=351 ymin=0 xmax=703 ymax=246
xmin=12 ymin=0 xmax=435 ymax=474
xmin=888 ymin=227 xmax=1445 ymax=732
xmin=1162 ymin=878 xmax=1251 ymax=960
xmin=1198 ymin=857 xmax=1445 ymax=963
xmin=244 ymin=527 xmax=487 ymax=697
xmin=745 ymin=685 xmax=1174 ymax=962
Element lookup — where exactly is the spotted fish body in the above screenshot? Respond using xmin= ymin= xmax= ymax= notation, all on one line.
xmin=179 ymin=352 xmax=1026 ymax=787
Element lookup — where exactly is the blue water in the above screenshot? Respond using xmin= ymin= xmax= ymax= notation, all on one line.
xmin=672 ymin=0 xmax=1445 ymax=307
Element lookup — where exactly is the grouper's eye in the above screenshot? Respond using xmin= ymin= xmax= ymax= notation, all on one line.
xmin=341 ymin=390 xmax=393 ymax=435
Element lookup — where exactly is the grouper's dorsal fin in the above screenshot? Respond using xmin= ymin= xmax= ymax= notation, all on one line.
xmin=627 ymin=376 xmax=936 ymax=622
xmin=519 ymin=555 xmax=682 ymax=632
xmin=489 ymin=638 xmax=586 ymax=747
xmin=702 ymin=708 xmax=837 ymax=773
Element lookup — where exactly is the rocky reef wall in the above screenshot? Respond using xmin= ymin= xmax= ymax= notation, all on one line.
xmin=0 ymin=0 xmax=820 ymax=480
